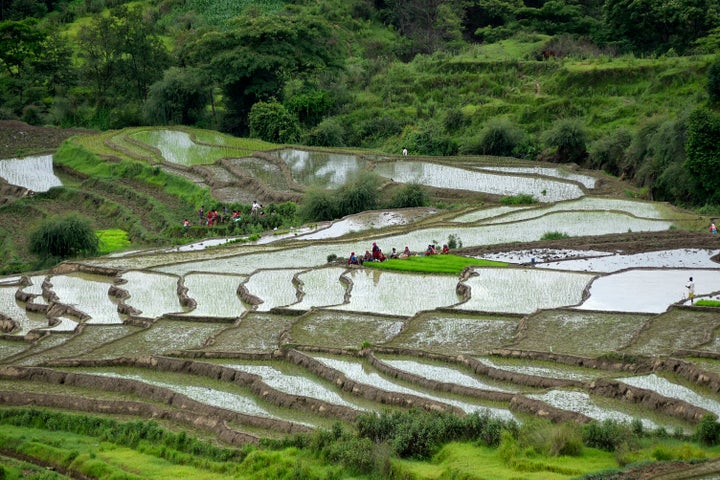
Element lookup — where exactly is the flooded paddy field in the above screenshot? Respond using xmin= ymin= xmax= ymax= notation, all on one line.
xmin=4 ymin=146 xmax=720 ymax=446
xmin=333 ymin=269 xmax=462 ymax=316
xmin=213 ymin=359 xmax=367 ymax=410
xmin=511 ymin=310 xmax=651 ymax=356
xmin=477 ymin=356 xmax=610 ymax=382
xmin=0 ymin=285 xmax=49 ymax=336
xmin=457 ymin=268 xmax=593 ymax=314
xmin=199 ymin=313 xmax=296 ymax=353
xmin=373 ymin=161 xmax=584 ymax=202
xmin=310 ymin=354 xmax=517 ymax=421
xmin=375 ymin=355 xmax=521 ymax=393
xmin=622 ymin=310 xmax=720 ymax=356
xmin=385 ymin=311 xmax=520 ymax=354
xmin=290 ymin=311 xmax=405 ymax=348
xmin=47 ymin=273 xmax=123 ymax=324
xmin=72 ymin=366 xmax=335 ymax=429
xmin=0 ymin=154 xmax=62 ymax=192
xmin=272 ymin=149 xmax=368 ymax=188
xmin=181 ymin=273 xmax=247 ymax=317
xmin=75 ymin=320 xmax=226 ymax=359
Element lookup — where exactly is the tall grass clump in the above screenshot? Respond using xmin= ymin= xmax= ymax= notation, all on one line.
xmin=29 ymin=213 xmax=98 ymax=259
xmin=541 ymin=231 xmax=570 ymax=240
xmin=500 ymin=193 xmax=538 ymax=205
xmin=300 ymin=171 xmax=382 ymax=221
xmin=460 ymin=118 xmax=525 ymax=156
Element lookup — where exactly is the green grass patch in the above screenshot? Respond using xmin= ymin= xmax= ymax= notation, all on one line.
xmin=696 ymin=299 xmax=720 ymax=307
xmin=364 ymin=254 xmax=508 ymax=274
xmin=394 ymin=441 xmax=617 ymax=479
xmin=540 ymin=231 xmax=571 ymax=240
xmin=96 ymin=229 xmax=131 ymax=255
xmin=501 ymin=194 xmax=538 ymax=205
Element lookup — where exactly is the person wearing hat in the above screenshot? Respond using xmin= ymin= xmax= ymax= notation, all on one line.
xmin=686 ymin=276 xmax=695 ymax=304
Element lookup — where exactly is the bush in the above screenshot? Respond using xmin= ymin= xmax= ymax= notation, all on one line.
xmin=540 ymin=231 xmax=570 ymax=240
xmin=461 ymin=119 xmax=525 ymax=156
xmin=544 ymin=118 xmax=588 ymax=163
xmin=29 ymin=214 xmax=99 ymax=259
xmin=390 ymin=183 xmax=429 ymax=208
xmin=695 ymin=414 xmax=720 ymax=446
xmin=500 ymin=194 xmax=537 ymax=205
xmin=582 ymin=420 xmax=635 ymax=452
xmin=248 ymin=100 xmax=301 ymax=143
xmin=587 ymin=129 xmax=632 ymax=175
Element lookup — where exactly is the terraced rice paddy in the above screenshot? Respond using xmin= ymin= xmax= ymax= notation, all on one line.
xmin=181 ymin=273 xmax=247 ymax=317
xmin=47 ymin=273 xmax=122 ymax=324
xmin=458 ymin=268 xmax=594 ymax=314
xmin=272 ymin=149 xmax=368 ymax=188
xmin=333 ymin=269 xmax=462 ymax=316
xmin=526 ymin=389 xmax=660 ymax=429
xmin=311 ymin=354 xmax=517 ymax=420
xmin=2 ymin=146 xmax=720 ymax=448
xmin=373 ymin=161 xmax=585 ymax=202
xmin=0 ymin=154 xmax=62 ymax=191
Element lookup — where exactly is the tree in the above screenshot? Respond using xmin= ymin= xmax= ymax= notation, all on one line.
xmin=248 ymin=100 xmax=301 ymax=143
xmin=685 ymin=107 xmax=720 ymax=204
xmin=77 ymin=5 xmax=171 ymax=106
xmin=0 ymin=18 xmax=44 ymax=78
xmin=602 ymin=0 xmax=719 ymax=53
xmin=377 ymin=0 xmax=466 ymax=55
xmin=181 ymin=6 xmax=341 ymax=135
xmin=144 ymin=67 xmax=209 ymax=126
xmin=29 ymin=214 xmax=99 ymax=259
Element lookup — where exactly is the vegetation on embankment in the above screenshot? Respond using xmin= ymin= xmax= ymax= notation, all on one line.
xmin=364 ymin=254 xmax=508 ymax=274
xmin=3 ymin=407 xmax=720 ymax=479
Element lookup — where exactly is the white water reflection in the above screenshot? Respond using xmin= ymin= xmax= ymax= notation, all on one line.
xmin=380 ymin=358 xmax=516 ymax=392
xmin=620 ymin=374 xmax=720 ymax=417
xmin=274 ymin=149 xmax=367 ymax=188
xmin=332 ymin=269 xmax=461 ymax=316
xmin=227 ymin=363 xmax=363 ymax=409
xmin=313 ymin=355 xmax=516 ymax=421
xmin=92 ymin=371 xmax=274 ymax=418
xmin=476 ymin=166 xmax=598 ymax=189
xmin=0 ymin=155 xmax=61 ymax=192
xmin=458 ymin=268 xmax=594 ymax=314
xmin=181 ymin=273 xmax=246 ymax=317
xmin=576 ymin=269 xmax=720 ymax=313
xmin=373 ymin=161 xmax=584 ymax=202
xmin=48 ymin=273 xmax=122 ymax=324
xmin=526 ymin=390 xmax=658 ymax=429
xmin=131 ymin=130 xmax=215 ymax=165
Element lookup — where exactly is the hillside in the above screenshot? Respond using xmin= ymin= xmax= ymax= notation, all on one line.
xmin=1 ymin=0 xmax=719 ymax=206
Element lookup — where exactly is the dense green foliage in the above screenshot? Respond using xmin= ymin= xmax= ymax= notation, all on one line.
xmin=1 ymin=0 xmax=720 ymax=208
xmin=29 ymin=213 xmax=98 ymax=259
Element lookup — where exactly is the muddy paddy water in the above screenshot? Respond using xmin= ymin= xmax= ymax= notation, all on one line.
xmin=0 ymin=154 xmax=62 ymax=192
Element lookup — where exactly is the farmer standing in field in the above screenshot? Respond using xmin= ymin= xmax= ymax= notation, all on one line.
xmin=686 ymin=276 xmax=695 ymax=304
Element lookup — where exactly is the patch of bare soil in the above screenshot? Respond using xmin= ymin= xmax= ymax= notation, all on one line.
xmin=0 ymin=120 xmax=96 ymax=158
xmin=461 ymin=230 xmax=720 ymax=258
